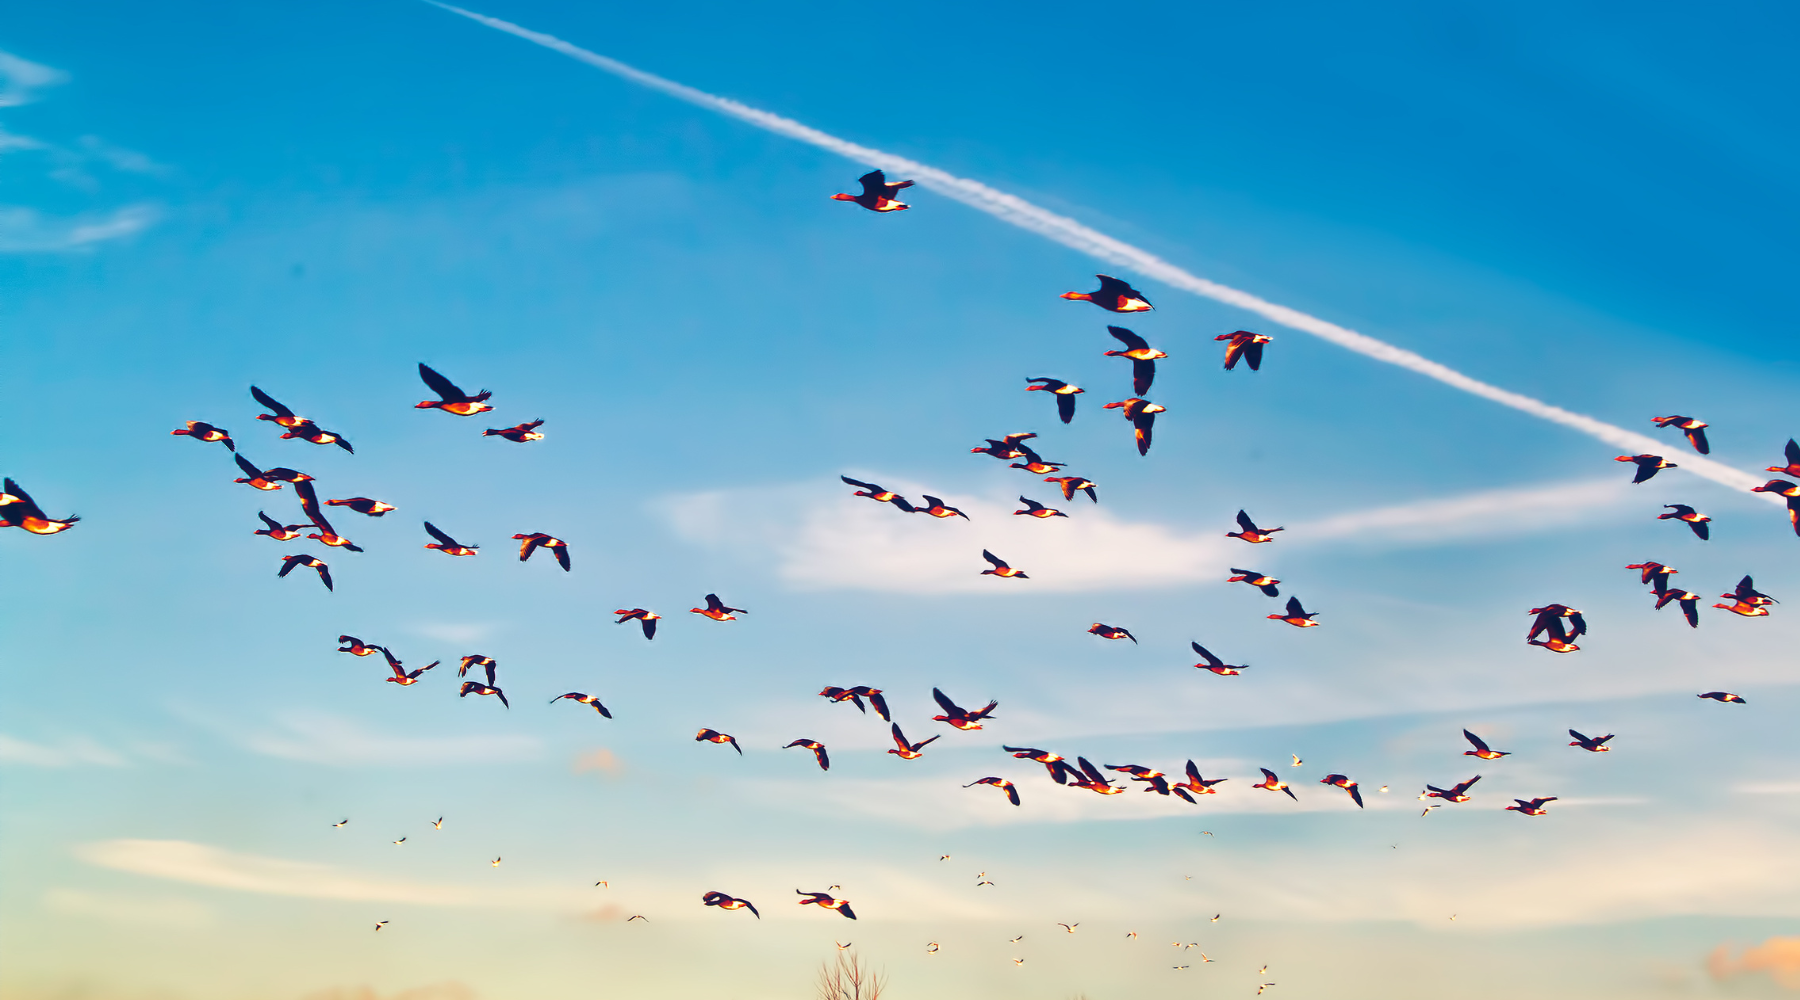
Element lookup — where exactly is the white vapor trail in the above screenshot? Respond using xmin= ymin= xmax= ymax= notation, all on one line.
xmin=425 ymin=2 xmax=1775 ymax=501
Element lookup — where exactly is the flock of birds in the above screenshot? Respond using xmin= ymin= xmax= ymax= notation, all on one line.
xmin=6 ymin=168 xmax=1792 ymax=991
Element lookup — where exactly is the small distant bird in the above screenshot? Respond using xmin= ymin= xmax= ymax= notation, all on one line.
xmin=484 ymin=419 xmax=545 ymax=442
xmin=423 ymin=521 xmax=478 ymax=556
xmin=550 ymin=692 xmax=612 ymax=718
xmin=971 ymin=432 xmax=1039 ymax=460
xmin=1014 ymin=496 xmax=1067 ymax=518
xmin=835 ymin=941 xmax=851 ymax=950
xmin=980 ymin=550 xmax=1027 ymax=579
xmin=701 ymin=891 xmax=759 ymax=918
xmin=232 ymin=455 xmax=308 ymax=492
xmin=819 ymin=685 xmax=891 ymax=721
xmin=512 ymin=532 xmax=570 ymax=571
xmin=840 ymin=476 xmax=916 ymax=512
xmin=691 ymin=593 xmax=746 ymax=621
xmin=1103 ymin=326 xmax=1167 ymax=395
xmin=1698 ymin=691 xmax=1746 ymax=704
xmin=965 ymin=776 xmax=1020 ymax=806
xmin=1043 ymin=476 xmax=1098 ymax=503
xmin=332 ymin=819 xmax=348 ymax=828
xmin=932 ymin=688 xmax=999 ymax=730
xmin=1654 ymin=588 xmax=1703 ymax=627
xmin=1216 ymin=330 xmax=1273 ymax=371
xmin=415 ymin=363 xmax=493 ymax=415
xmin=1190 ymin=642 xmax=1247 ymax=675
xmin=490 ymin=857 xmax=502 ymax=867
xmin=1658 ymin=504 xmax=1711 ymax=540
xmin=1320 ymin=774 xmax=1363 ymax=808
xmin=1268 ymin=596 xmax=1319 ymax=627
xmin=432 ymin=818 xmax=443 ymax=830
xmin=1062 ymin=274 xmax=1152 ymax=313
xmin=925 ymin=942 xmax=939 ymax=954
xmin=627 ymin=914 xmax=647 ymax=922
xmin=1012 ymin=958 xmax=1024 ymax=967
xmin=1228 ymin=568 xmax=1281 ymax=597
xmin=457 ymin=655 xmax=497 ymax=685
xmin=832 ymin=169 xmax=912 ymax=212
xmin=1651 ymin=415 xmax=1709 ymax=454
xmin=1024 ymin=378 xmax=1084 ymax=424
xmin=1254 ymin=768 xmax=1297 ymax=801
xmin=1626 ymin=561 xmax=1677 ymax=592
xmin=374 ymin=921 xmax=387 ymax=930
xmin=1227 ymin=509 xmax=1284 ymax=544
xmin=1615 ymin=454 xmax=1676 ymax=483
xmin=886 ymin=723 xmax=940 ymax=759
xmin=251 ymin=387 xmax=352 ymax=452
xmin=939 ymin=855 xmax=950 ymax=861
xmin=459 ymin=681 xmax=508 ymax=708
xmin=784 ymin=739 xmax=830 ymax=771
xmin=1420 ymin=775 xmax=1481 ymax=802
xmin=795 ymin=890 xmax=857 ymax=918
xmin=255 ymin=511 xmax=308 ymax=541
xmin=1767 ymin=439 xmax=1800 ymax=478
xmin=613 ymin=608 xmax=660 ymax=639
xmin=1125 ymin=932 xmax=1137 ymax=940
xmin=696 ymin=728 xmax=742 ymax=754
xmin=1010 ymin=442 xmax=1067 ymax=474
xmin=1462 ymin=730 xmax=1510 ymax=760
xmin=1567 ymin=730 xmax=1612 ymax=752
xmin=324 ymin=497 xmax=396 ymax=516
xmin=1750 ymin=479 xmax=1800 ymax=536
xmin=1506 ymin=796 xmax=1557 ymax=816
xmin=1290 ymin=754 xmax=1303 ymax=767
xmin=1056 ymin=922 xmax=1079 ymax=934
xmin=278 ymin=554 xmax=332 ymax=590
xmin=1101 ymin=397 xmax=1166 ymax=456
xmin=1002 ymin=746 xmax=1081 ymax=785
xmin=1169 ymin=761 xmax=1227 ymax=799
xmin=381 ymin=647 xmax=438 ymax=686
xmin=393 ymin=838 xmax=406 ymax=845
xmin=916 ymin=496 xmax=969 ymax=519
xmin=1088 ymin=623 xmax=1137 ymax=643
xmin=1011 ymin=935 xmax=1025 ymax=944
xmin=171 ymin=420 xmax=234 ymax=451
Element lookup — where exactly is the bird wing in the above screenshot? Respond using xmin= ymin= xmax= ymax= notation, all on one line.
xmin=840 ymin=475 xmax=878 ymax=490
xmin=1244 ymin=340 xmax=1265 ymax=370
xmin=1260 ymin=768 xmax=1279 ymax=782
xmin=1284 ymin=597 xmax=1304 ymax=617
xmin=518 ymin=534 xmax=543 ymax=560
xmin=418 ymin=363 xmax=463 ymax=400
xmin=1056 ymin=393 xmax=1076 ymax=423
xmin=857 ymin=170 xmax=887 ymax=197
xmin=234 ymin=454 xmax=263 ymax=479
xmin=867 ymin=691 xmax=890 ymax=721
xmin=295 ymin=480 xmax=325 ymax=527
xmin=1687 ymin=426 xmax=1710 ymax=454
xmin=1569 ymin=729 xmax=1589 ymax=742
xmin=1132 ymin=359 xmax=1155 ymax=396
xmin=932 ymin=687 xmax=961 ymax=714
xmin=1463 ymin=729 xmax=1490 ymax=752
xmin=317 ymin=563 xmax=333 ymax=590
xmin=1019 ymin=496 xmax=1043 ymax=511
xmin=642 ymin=617 xmax=657 ymax=640
xmin=250 ymin=385 xmax=294 ymax=418
xmin=704 ymin=593 xmax=725 ymax=612
xmin=1095 ymin=275 xmax=1133 ymax=299
xmin=258 ymin=511 xmax=280 ymax=530
xmin=1107 ymin=326 xmax=1149 ymax=351
xmin=1190 ymin=642 xmax=1223 ymax=668
xmin=1236 ymin=510 xmax=1257 ymax=532
xmin=1349 ymin=786 xmax=1364 ymax=808
xmin=889 ymin=723 xmax=911 ymax=750
xmin=1452 ymin=776 xmax=1482 ymax=795
xmin=981 ymin=550 xmax=1007 ymax=570
xmin=1003 ymin=783 xmax=1020 ymax=806
xmin=424 ymin=521 xmax=455 ymax=546
xmin=1078 ymin=757 xmax=1110 ymax=784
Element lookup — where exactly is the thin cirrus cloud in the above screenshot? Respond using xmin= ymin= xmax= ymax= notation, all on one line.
xmin=0 ymin=732 xmax=129 ymax=768
xmin=75 ymin=839 xmax=481 ymax=906
xmin=0 ymin=50 xmax=68 ymax=107
xmin=0 ymin=203 xmax=161 ymax=253
xmin=237 ymin=710 xmax=543 ymax=767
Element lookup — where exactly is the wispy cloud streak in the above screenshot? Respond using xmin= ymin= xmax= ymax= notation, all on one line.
xmin=424 ymin=2 xmax=1776 ymax=503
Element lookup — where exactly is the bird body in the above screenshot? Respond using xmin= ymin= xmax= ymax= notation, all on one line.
xmin=1320 ymin=774 xmax=1364 ymax=808
xmin=819 ymin=685 xmax=891 ymax=721
xmin=1229 ymin=569 xmax=1280 ymax=597
xmin=1699 ymin=691 xmax=1746 ymax=704
xmin=691 ymin=593 xmax=746 ymax=621
xmin=614 ymin=608 xmax=660 ymax=639
xmin=696 ymin=728 xmax=742 ymax=753
xmin=1002 ymin=746 xmax=1081 ymax=784
xmin=1103 ymin=326 xmax=1166 ymax=395
xmin=1014 ymin=496 xmax=1067 ymax=518
xmin=1651 ymin=415 xmax=1709 ymax=454
xmin=1750 ymin=479 xmax=1800 ymax=536
xmin=484 ymin=419 xmax=545 ymax=442
xmin=1658 ymin=504 xmax=1711 ymax=540
xmin=1567 ymin=730 xmax=1612 ymax=752
xmin=278 ymin=554 xmax=331 ymax=590
xmin=916 ymin=495 xmax=969 ymax=519
xmin=423 ymin=521 xmax=478 ymax=556
xmin=832 ymin=169 xmax=912 ymax=212
xmin=887 ymin=723 xmax=940 ymax=759
xmin=171 ymin=420 xmax=234 ymax=450
xmin=1615 ymin=454 xmax=1676 ymax=483
xmin=1170 ymin=761 xmax=1227 ymax=798
xmin=338 ymin=636 xmax=380 ymax=656
xmin=1507 ymin=797 xmax=1557 ymax=816
xmin=255 ymin=511 xmax=307 ymax=541
xmin=1227 ymin=509 xmax=1284 ymax=544
xmin=415 ymin=364 xmax=493 ymax=415
xmin=513 ymin=532 xmax=571 ymax=570
xmin=550 ymin=692 xmax=612 ymax=718
xmin=1187 ymin=641 xmax=1247 ymax=675
xmin=1461 ymin=729 xmax=1510 ymax=760
xmin=1062 ymin=274 xmax=1152 ymax=313
xmin=1767 ymin=439 xmax=1800 ymax=478
xmin=252 ymin=386 xmax=354 ymax=452
xmin=797 ymin=890 xmax=857 ymax=919
xmin=1043 ymin=476 xmax=1098 ymax=503
xmin=1101 ymin=397 xmax=1165 ymax=455
xmin=932 ymin=688 xmax=999 ymax=730
xmin=1254 ymin=768 xmax=1297 ymax=800
xmin=1268 ymin=597 xmax=1319 ymax=627
xmin=324 ymin=497 xmax=396 ymax=516
xmin=840 ymin=476 xmax=916 ymax=512
xmin=1216 ymin=331 xmax=1272 ymax=371
xmin=1088 ymin=623 xmax=1137 ymax=643
xmin=701 ymin=891 xmax=759 ymax=917
xmin=971 ymin=432 xmax=1038 ymax=460
xmin=964 ymin=776 xmax=1020 ymax=806
xmin=980 ymin=550 xmax=1027 ymax=578
xmin=1024 ymin=379 xmax=1083 ymax=424
xmin=381 ymin=647 xmax=439 ymax=686
xmin=458 ymin=681 xmax=508 ymax=708
xmin=1421 ymin=775 xmax=1481 ymax=802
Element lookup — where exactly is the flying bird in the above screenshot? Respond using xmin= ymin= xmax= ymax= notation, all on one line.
xmin=1506 ymin=797 xmax=1557 ymax=816
xmin=483 ymin=419 xmax=545 ymax=442
xmin=1228 ymin=569 xmax=1281 ymax=597
xmin=1190 ymin=642 xmax=1247 ymax=675
xmin=251 ymin=387 xmax=352 ymax=452
xmin=1658 ymin=504 xmax=1711 ymax=540
xmin=1088 ymin=623 xmax=1137 ymax=643
xmin=415 ymin=363 xmax=493 ymax=415
xmin=423 ymin=521 xmax=478 ymax=556
xmin=1268 ymin=597 xmax=1320 ymax=627
xmin=819 ymin=686 xmax=890 ymax=721
xmin=1626 ymin=561 xmax=1677 ymax=592
xmin=337 ymin=636 xmax=381 ymax=656
xmin=432 ymin=818 xmax=443 ymax=830
xmin=965 ymin=777 xmax=1021 ymax=806
xmin=1254 ymin=768 xmax=1297 ymax=800
xmin=980 ymin=550 xmax=1027 ymax=579
xmin=512 ymin=532 xmax=571 ymax=571
xmin=1420 ymin=776 xmax=1481 ymax=802
xmin=1698 ymin=691 xmax=1746 ymax=704
xmin=840 ymin=476 xmax=916 ymax=512
xmin=1101 ymin=397 xmax=1166 ymax=455
xmin=691 ymin=593 xmax=747 ymax=621
xmin=1615 ymin=454 xmax=1676 ymax=483
xmin=457 ymin=655 xmax=497 ymax=685
xmin=1528 ymin=604 xmax=1587 ymax=641
xmin=1320 ymin=774 xmax=1364 ymax=808
xmin=701 ymin=891 xmax=759 ymax=918
xmin=915 ymin=496 xmax=969 ymax=519
xmin=784 ymin=739 xmax=830 ymax=771
xmin=324 ymin=497 xmax=396 ymax=516
xmin=832 ymin=169 xmax=912 ymax=212
xmin=1024 ymin=378 xmax=1084 ymax=424
xmin=1462 ymin=730 xmax=1510 ymax=760
xmin=1061 ymin=274 xmax=1152 ymax=313
xmin=374 ymin=921 xmax=387 ymax=931
xmin=1750 ymin=479 xmax=1800 ymax=536
xmin=1103 ymin=326 xmax=1167 ymax=395
xmin=932 ymin=688 xmax=999 ymax=730
xmin=381 ymin=647 xmax=438 ymax=686
xmin=458 ymin=681 xmax=508 ymax=708
xmin=332 ymin=819 xmax=348 ymax=828
xmin=1043 ymin=476 xmax=1098 ymax=503
xmin=1170 ymin=761 xmax=1227 ymax=799
xmin=1654 ymin=588 xmax=1703 ymax=627
xmin=170 ymin=420 xmax=234 ymax=451
xmin=278 ymin=554 xmax=331 ymax=590
xmin=232 ymin=455 xmax=308 ymax=491
xmin=886 ymin=723 xmax=941 ymax=759
xmin=1291 ymin=754 xmax=1303 ymax=767
xmin=1107 ymin=764 xmax=1173 ymax=796
xmin=1056 ymin=922 xmax=1079 ymax=934
xmin=1009 ymin=442 xmax=1067 ymax=475
xmin=1724 ymin=575 xmax=1777 ymax=607
xmin=297 ymin=487 xmax=363 ymax=553
xmin=797 ymin=890 xmax=857 ymax=919
xmin=1767 ymin=439 xmax=1800 ymax=478
xmin=1527 ymin=618 xmax=1581 ymax=653
xmin=1216 ymin=330 xmax=1273 ymax=371
xmin=255 ymin=511 xmax=308 ymax=541
xmin=696 ymin=729 xmax=742 ymax=754
xmin=971 ymin=432 xmax=1038 ymax=460
xmin=1227 ymin=509 xmax=1284 ymax=544
xmin=1567 ymin=730 xmax=1612 ymax=752
xmin=1651 ymin=415 xmax=1709 ymax=454
xmin=1014 ymin=496 xmax=1067 ymax=518
xmin=1001 ymin=746 xmax=1081 ymax=785
xmin=613 ymin=608 xmax=660 ymax=639
xmin=550 ymin=692 xmax=612 ymax=718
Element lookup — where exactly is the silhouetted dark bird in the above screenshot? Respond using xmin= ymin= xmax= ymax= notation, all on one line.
xmin=251 ymin=386 xmax=352 ymax=452
xmin=255 ymin=511 xmax=307 ymax=541
xmin=278 ymin=554 xmax=331 ymax=590
xmin=459 ymin=681 xmax=508 ymax=708
xmin=1228 ymin=569 xmax=1280 ymax=597
xmin=831 ymin=169 xmax=912 ymax=212
xmin=1615 ymin=454 xmax=1676 ymax=483
xmin=171 ymin=421 xmax=234 ymax=451
xmin=1767 ymin=440 xmax=1800 ymax=478
xmin=840 ymin=476 xmax=916 ymax=512
xmin=1227 ymin=509 xmax=1283 ymax=544
xmin=614 ymin=608 xmax=660 ymax=639
xmin=1061 ymin=274 xmax=1152 ymax=313
xmin=513 ymin=532 xmax=570 ymax=570
xmin=1216 ymin=331 xmax=1272 ymax=371
xmin=965 ymin=777 xmax=1020 ymax=806
xmin=423 ymin=521 xmax=478 ymax=556
xmin=1567 ymin=730 xmax=1612 ymax=752
xmin=484 ymin=419 xmax=545 ymax=442
xmin=701 ymin=891 xmax=759 ymax=917
xmin=691 ymin=593 xmax=746 ymax=621
xmin=1002 ymin=746 xmax=1081 ymax=784
xmin=1750 ymin=479 xmax=1800 ymax=537
xmin=971 ymin=432 xmax=1038 ymax=460
xmin=932 ymin=688 xmax=998 ymax=730
xmin=551 ymin=692 xmax=612 ymax=718
xmin=1025 ymin=378 xmax=1083 ymax=424
xmin=1190 ymin=642 xmax=1247 ymax=675
xmin=1102 ymin=397 xmax=1165 ymax=455
xmin=1103 ymin=327 xmax=1166 ymax=395
xmin=1651 ymin=415 xmax=1709 ymax=454
xmin=980 ymin=550 xmax=1027 ymax=579
xmin=887 ymin=723 xmax=940 ymax=759
xmin=696 ymin=729 xmax=742 ymax=753
xmin=784 ymin=739 xmax=829 ymax=771
xmin=1698 ymin=691 xmax=1746 ymax=704
xmin=415 ymin=364 xmax=493 ymax=415
xmin=1658 ymin=504 xmax=1711 ymax=540
xmin=796 ymin=890 xmax=857 ymax=919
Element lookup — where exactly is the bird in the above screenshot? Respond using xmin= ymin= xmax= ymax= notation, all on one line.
xmin=512 ymin=532 xmax=570 ymax=571
xmin=1227 ymin=509 xmax=1284 ymax=544
xmin=1462 ymin=730 xmax=1510 ymax=760
xmin=701 ymin=891 xmax=759 ymax=918
xmin=1268 ymin=597 xmax=1320 ymax=627
xmin=1715 ymin=596 xmax=1771 ymax=618
xmin=1043 ymin=476 xmax=1098 ymax=504
xmin=1061 ymin=274 xmax=1152 ymax=313
xmin=831 ymin=169 xmax=912 ymax=212
xmin=1567 ymin=730 xmax=1612 ymax=752
xmin=979 ymin=550 xmax=1027 ymax=579
xmin=297 ymin=486 xmax=363 ymax=553
xmin=1658 ymin=504 xmax=1711 ymax=540
xmin=1626 ymin=561 xmax=1677 ymax=592
xmin=835 ymin=941 xmax=852 ymax=950
xmin=1107 ymin=764 xmax=1173 ymax=795
xmin=1750 ymin=479 xmax=1800 ymax=536
xmin=1056 ymin=922 xmax=1079 ymax=934
xmin=255 ymin=511 xmax=308 ymax=541
xmin=1723 ymin=574 xmax=1777 ymax=607
xmin=1190 ymin=642 xmax=1248 ymax=675
xmin=432 ymin=818 xmax=443 ymax=830
xmin=231 ymin=455 xmax=306 ymax=491
xmin=415 ymin=363 xmax=493 ymax=415
xmin=1101 ymin=397 xmax=1166 ymax=455
xmin=1254 ymin=768 xmax=1297 ymax=800
xmin=1615 ymin=454 xmax=1676 ymax=483
xmin=932 ymin=688 xmax=999 ymax=730
xmin=1228 ymin=569 xmax=1281 ymax=597
xmin=690 ymin=593 xmax=746 ymax=621
xmin=1320 ymin=774 xmax=1364 ymax=807
xmin=784 ymin=739 xmax=830 ymax=771
xmin=1216 ymin=330 xmax=1273 ymax=371
xmin=374 ymin=921 xmax=387 ymax=931
xmin=1088 ymin=623 xmax=1137 ymax=643
xmin=613 ymin=608 xmax=660 ymax=639
xmin=1024 ymin=378 xmax=1084 ymax=424
xmin=550 ymin=692 xmax=612 ymax=718
xmin=251 ymin=387 xmax=352 ymax=452
xmin=1011 ymin=935 xmax=1025 ymax=944
xmin=840 ymin=476 xmax=916 ymax=512
xmin=1651 ymin=415 xmax=1709 ymax=454
xmin=819 ymin=685 xmax=891 ymax=721
xmin=380 ymin=647 xmax=438 ymax=686
xmin=458 ymin=681 xmax=508 ymax=708
xmin=324 ymin=497 xmax=396 ymax=517
xmin=1012 ymin=959 xmax=1024 ymax=967
xmin=1698 ymin=691 xmax=1746 ymax=704
xmin=886 ymin=723 xmax=940 ymax=759
xmin=332 ymin=819 xmax=348 ymax=828
xmin=1506 ymin=797 xmax=1557 ymax=816
xmin=457 ymin=655 xmax=497 ymax=685
xmin=423 ymin=521 xmax=478 ymax=556
xmin=696 ymin=729 xmax=742 ymax=754
xmin=1420 ymin=776 xmax=1481 ymax=802
xmin=1528 ymin=604 xmax=1587 ymax=641
xmin=796 ymin=890 xmax=857 ymax=919
xmin=392 ymin=838 xmax=406 ymax=846
xmin=1013 ymin=496 xmax=1067 ymax=519
xmin=483 ymin=419 xmax=545 ymax=442
xmin=1528 ymin=617 xmax=1581 ymax=653
xmin=278 ymin=554 xmax=331 ymax=590
xmin=1009 ymin=442 xmax=1067 ymax=475
xmin=1001 ymin=746 xmax=1082 ymax=785
xmin=1103 ymin=326 xmax=1167 ymax=395
xmin=965 ymin=776 xmax=1020 ymax=806
xmin=627 ymin=914 xmax=648 ymax=923
xmin=170 ymin=420 xmax=234 ymax=451
xmin=970 ymin=432 xmax=1038 ymax=460
xmin=1290 ymin=754 xmax=1304 ymax=767
xmin=1125 ymin=932 xmax=1138 ymax=940
xmin=1768 ymin=439 xmax=1800 ymax=478
xmin=1654 ymin=588 xmax=1703 ymax=627
xmin=915 ymin=496 xmax=969 ymax=519
xmin=1169 ymin=761 xmax=1228 ymax=799
xmin=338 ymin=635 xmax=380 ymax=656
xmin=925 ymin=942 xmax=939 ymax=954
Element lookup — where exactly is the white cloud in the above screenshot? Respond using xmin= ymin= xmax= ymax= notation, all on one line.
xmin=240 ymin=711 xmax=543 ymax=767
xmin=1296 ymin=478 xmax=1631 ymax=546
xmin=43 ymin=887 xmax=213 ymax=928
xmin=0 ymin=733 xmax=128 ymax=767
xmin=0 ymin=50 xmax=68 ymax=107
xmin=76 ymin=840 xmax=480 ymax=906
xmin=0 ymin=203 xmax=160 ymax=253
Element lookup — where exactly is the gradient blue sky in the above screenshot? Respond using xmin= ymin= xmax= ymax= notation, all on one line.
xmin=3 ymin=3 xmax=1799 ymax=999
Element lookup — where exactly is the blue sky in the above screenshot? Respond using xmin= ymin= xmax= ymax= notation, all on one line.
xmin=3 ymin=3 xmax=1798 ymax=999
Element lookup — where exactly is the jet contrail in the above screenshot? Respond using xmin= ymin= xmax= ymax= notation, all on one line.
xmin=425 ymin=2 xmax=1775 ymax=501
